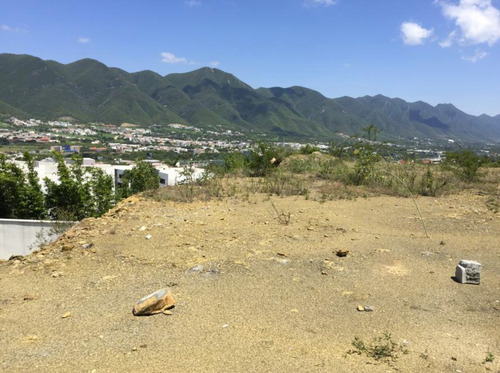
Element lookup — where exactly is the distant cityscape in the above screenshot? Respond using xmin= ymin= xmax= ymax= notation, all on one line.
xmin=3 ymin=117 xmax=494 ymax=165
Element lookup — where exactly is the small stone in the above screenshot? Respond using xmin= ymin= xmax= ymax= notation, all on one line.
xmin=139 ymin=226 xmax=147 ymax=231
xmin=455 ymin=260 xmax=481 ymax=284
xmin=82 ymin=243 xmax=93 ymax=249
xmin=61 ymin=244 xmax=73 ymax=252
xmin=187 ymin=264 xmax=204 ymax=273
xmin=307 ymin=226 xmax=314 ymax=231
xmin=357 ymin=305 xmax=364 ymax=312
xmin=145 ymin=235 xmax=152 ymax=240
xmin=62 ymin=311 xmax=71 ymax=319
xmin=9 ymin=255 xmax=25 ymax=261
xmin=364 ymin=305 xmax=375 ymax=312
xmin=133 ymin=288 xmax=175 ymax=316
xmin=336 ymin=249 xmax=349 ymax=257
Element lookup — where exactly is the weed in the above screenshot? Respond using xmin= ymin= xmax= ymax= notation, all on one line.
xmin=348 ymin=332 xmax=408 ymax=362
xmin=484 ymin=351 xmax=495 ymax=363
xmin=261 ymin=171 xmax=308 ymax=196
xmin=269 ymin=200 xmax=291 ymax=225
xmin=485 ymin=191 xmax=499 ymax=213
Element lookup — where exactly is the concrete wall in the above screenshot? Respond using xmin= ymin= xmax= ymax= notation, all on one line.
xmin=0 ymin=219 xmax=72 ymax=260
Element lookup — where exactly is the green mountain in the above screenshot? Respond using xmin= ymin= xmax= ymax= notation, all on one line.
xmin=0 ymin=53 xmax=499 ymax=142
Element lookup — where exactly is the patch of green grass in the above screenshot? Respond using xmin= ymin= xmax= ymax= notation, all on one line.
xmin=484 ymin=351 xmax=495 ymax=363
xmin=348 ymin=333 xmax=408 ymax=362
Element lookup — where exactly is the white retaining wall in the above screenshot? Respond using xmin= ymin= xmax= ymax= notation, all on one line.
xmin=0 ymin=219 xmax=71 ymax=260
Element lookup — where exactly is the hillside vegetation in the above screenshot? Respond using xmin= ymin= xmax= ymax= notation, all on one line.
xmin=1 ymin=54 xmax=499 ymax=142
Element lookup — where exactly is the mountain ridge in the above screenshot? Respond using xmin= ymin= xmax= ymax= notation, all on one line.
xmin=0 ymin=53 xmax=499 ymax=142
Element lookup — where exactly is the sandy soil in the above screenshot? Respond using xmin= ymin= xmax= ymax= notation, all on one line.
xmin=1 ymin=192 xmax=499 ymax=372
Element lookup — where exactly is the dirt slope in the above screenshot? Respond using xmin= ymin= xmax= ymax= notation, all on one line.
xmin=1 ymin=193 xmax=499 ymax=372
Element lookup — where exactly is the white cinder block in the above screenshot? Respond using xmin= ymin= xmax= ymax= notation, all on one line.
xmin=455 ymin=260 xmax=481 ymax=285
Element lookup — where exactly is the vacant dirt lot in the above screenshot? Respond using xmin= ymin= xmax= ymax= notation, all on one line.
xmin=1 ymin=191 xmax=499 ymax=372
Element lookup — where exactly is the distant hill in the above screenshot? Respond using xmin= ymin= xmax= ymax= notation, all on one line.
xmin=0 ymin=53 xmax=499 ymax=142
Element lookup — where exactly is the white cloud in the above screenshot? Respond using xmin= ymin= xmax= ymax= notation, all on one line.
xmin=303 ymin=0 xmax=337 ymax=7
xmin=185 ymin=0 xmax=201 ymax=6
xmin=161 ymin=52 xmax=193 ymax=64
xmin=400 ymin=22 xmax=434 ymax=45
xmin=77 ymin=37 xmax=90 ymax=44
xmin=1 ymin=24 xmax=26 ymax=33
xmin=439 ymin=30 xmax=457 ymax=47
xmin=439 ymin=0 xmax=500 ymax=45
xmin=209 ymin=61 xmax=220 ymax=67
xmin=461 ymin=49 xmax=488 ymax=61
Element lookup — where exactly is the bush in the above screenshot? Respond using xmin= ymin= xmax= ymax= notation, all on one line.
xmin=117 ymin=160 xmax=160 ymax=199
xmin=444 ymin=150 xmax=483 ymax=182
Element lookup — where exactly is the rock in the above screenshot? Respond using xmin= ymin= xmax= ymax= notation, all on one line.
xmin=8 ymin=255 xmax=25 ymax=261
xmin=82 ymin=243 xmax=93 ymax=249
xmin=132 ymin=288 xmax=175 ymax=316
xmin=357 ymin=305 xmax=364 ymax=312
xmin=364 ymin=305 xmax=375 ymax=312
xmin=455 ymin=260 xmax=481 ymax=284
xmin=61 ymin=244 xmax=74 ymax=252
xmin=23 ymin=294 xmax=39 ymax=301
xmin=187 ymin=264 xmax=204 ymax=273
xmin=145 ymin=235 xmax=152 ymax=240
xmin=336 ymin=249 xmax=349 ymax=257
xmin=62 ymin=311 xmax=71 ymax=319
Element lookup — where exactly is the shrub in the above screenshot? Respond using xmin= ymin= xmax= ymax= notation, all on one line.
xmin=444 ymin=150 xmax=483 ymax=182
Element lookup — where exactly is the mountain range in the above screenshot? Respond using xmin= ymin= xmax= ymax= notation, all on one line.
xmin=0 ymin=53 xmax=499 ymax=143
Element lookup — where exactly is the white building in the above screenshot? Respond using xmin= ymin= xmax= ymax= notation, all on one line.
xmin=12 ymin=158 xmax=206 ymax=191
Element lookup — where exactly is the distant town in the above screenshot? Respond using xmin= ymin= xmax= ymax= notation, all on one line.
xmin=1 ymin=117 xmax=499 ymax=169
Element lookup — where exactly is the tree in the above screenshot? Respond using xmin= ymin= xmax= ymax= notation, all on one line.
xmin=17 ymin=152 xmax=46 ymax=219
xmin=118 ymin=160 xmax=160 ymax=198
xmin=248 ymin=143 xmax=285 ymax=177
xmin=444 ymin=150 xmax=482 ymax=182
xmin=88 ymin=167 xmax=115 ymax=216
xmin=0 ymin=154 xmax=25 ymax=218
xmin=350 ymin=125 xmax=382 ymax=185
xmin=44 ymin=154 xmax=116 ymax=220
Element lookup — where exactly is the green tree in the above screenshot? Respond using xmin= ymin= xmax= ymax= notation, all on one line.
xmin=350 ymin=125 xmax=382 ymax=185
xmin=88 ymin=167 xmax=115 ymax=216
xmin=300 ymin=144 xmax=320 ymax=155
xmin=45 ymin=153 xmax=97 ymax=220
xmin=444 ymin=150 xmax=482 ymax=182
xmin=248 ymin=143 xmax=286 ymax=177
xmin=0 ymin=154 xmax=25 ymax=218
xmin=17 ymin=152 xmax=46 ymax=219
xmin=118 ymin=160 xmax=160 ymax=198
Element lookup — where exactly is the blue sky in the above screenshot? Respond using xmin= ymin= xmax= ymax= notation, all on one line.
xmin=1 ymin=0 xmax=499 ymax=116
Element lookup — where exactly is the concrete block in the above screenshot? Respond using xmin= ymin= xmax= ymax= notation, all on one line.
xmin=455 ymin=260 xmax=481 ymax=285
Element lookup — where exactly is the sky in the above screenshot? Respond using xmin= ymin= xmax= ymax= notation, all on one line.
xmin=1 ymin=0 xmax=499 ymax=116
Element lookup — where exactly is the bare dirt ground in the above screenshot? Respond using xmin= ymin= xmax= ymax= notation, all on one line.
xmin=1 ymin=191 xmax=499 ymax=372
